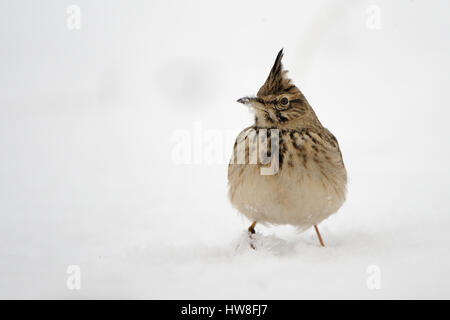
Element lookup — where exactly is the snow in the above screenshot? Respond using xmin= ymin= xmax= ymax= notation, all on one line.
xmin=1 ymin=0 xmax=450 ymax=299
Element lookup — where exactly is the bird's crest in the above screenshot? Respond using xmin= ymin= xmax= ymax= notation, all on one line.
xmin=257 ymin=49 xmax=299 ymax=97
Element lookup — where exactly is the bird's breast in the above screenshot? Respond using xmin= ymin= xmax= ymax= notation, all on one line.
xmin=227 ymin=126 xmax=347 ymax=227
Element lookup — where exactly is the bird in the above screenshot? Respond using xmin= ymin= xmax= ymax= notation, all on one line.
xmin=228 ymin=49 xmax=347 ymax=248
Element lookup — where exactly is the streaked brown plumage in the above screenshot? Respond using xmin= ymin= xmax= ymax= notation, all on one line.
xmin=228 ymin=49 xmax=347 ymax=247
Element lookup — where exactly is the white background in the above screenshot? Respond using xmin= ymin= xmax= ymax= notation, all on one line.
xmin=1 ymin=0 xmax=450 ymax=298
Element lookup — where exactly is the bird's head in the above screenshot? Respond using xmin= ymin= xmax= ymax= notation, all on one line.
xmin=237 ymin=49 xmax=318 ymax=127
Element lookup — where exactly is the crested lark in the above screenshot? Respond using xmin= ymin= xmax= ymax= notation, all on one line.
xmin=228 ymin=49 xmax=347 ymax=247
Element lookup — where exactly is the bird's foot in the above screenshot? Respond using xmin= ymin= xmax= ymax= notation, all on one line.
xmin=248 ymin=232 xmax=256 ymax=250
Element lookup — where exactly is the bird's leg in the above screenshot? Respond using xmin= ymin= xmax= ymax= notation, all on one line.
xmin=314 ymin=225 xmax=325 ymax=247
xmin=248 ymin=221 xmax=257 ymax=250
xmin=248 ymin=221 xmax=257 ymax=234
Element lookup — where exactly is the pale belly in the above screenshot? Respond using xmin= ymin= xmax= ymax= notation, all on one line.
xmin=228 ymin=164 xmax=346 ymax=229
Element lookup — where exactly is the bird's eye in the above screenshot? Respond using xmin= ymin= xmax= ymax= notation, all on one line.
xmin=280 ymin=97 xmax=289 ymax=106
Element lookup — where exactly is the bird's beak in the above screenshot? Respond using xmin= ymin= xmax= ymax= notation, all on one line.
xmin=236 ymin=97 xmax=254 ymax=105
xmin=237 ymin=96 xmax=265 ymax=110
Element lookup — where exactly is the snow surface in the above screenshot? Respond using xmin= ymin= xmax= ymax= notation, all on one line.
xmin=1 ymin=0 xmax=450 ymax=299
